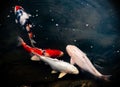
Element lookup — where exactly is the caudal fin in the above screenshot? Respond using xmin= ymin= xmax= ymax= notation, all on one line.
xmin=17 ymin=36 xmax=24 ymax=46
xmin=100 ymin=75 xmax=112 ymax=81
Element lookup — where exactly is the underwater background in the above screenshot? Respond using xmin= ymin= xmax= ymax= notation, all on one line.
xmin=0 ymin=0 xmax=120 ymax=87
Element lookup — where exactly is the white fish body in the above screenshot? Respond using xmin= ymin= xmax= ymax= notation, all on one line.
xmin=31 ymin=53 xmax=79 ymax=78
xmin=19 ymin=10 xmax=30 ymax=26
xmin=66 ymin=45 xmax=111 ymax=81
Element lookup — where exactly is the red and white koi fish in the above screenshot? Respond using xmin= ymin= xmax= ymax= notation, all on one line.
xmin=66 ymin=45 xmax=111 ymax=81
xmin=18 ymin=37 xmax=64 ymax=60
xmin=14 ymin=5 xmax=36 ymax=47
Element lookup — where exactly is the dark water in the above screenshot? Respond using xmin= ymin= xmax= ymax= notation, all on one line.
xmin=0 ymin=0 xmax=120 ymax=87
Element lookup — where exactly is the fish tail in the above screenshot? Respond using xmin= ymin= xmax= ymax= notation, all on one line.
xmin=100 ymin=75 xmax=112 ymax=81
xmin=17 ymin=36 xmax=25 ymax=46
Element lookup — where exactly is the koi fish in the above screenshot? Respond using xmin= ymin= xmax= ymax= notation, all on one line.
xmin=31 ymin=52 xmax=79 ymax=78
xmin=66 ymin=45 xmax=111 ymax=81
xmin=18 ymin=37 xmax=64 ymax=60
xmin=14 ymin=5 xmax=36 ymax=47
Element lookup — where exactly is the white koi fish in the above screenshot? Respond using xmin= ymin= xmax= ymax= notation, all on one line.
xmin=31 ymin=53 xmax=79 ymax=78
xmin=66 ymin=45 xmax=111 ymax=81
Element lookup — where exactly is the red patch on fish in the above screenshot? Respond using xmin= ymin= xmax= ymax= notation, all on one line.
xmin=44 ymin=49 xmax=63 ymax=58
xmin=15 ymin=5 xmax=23 ymax=11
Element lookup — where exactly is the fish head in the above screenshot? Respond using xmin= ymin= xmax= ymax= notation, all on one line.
xmin=66 ymin=45 xmax=85 ymax=57
xmin=14 ymin=5 xmax=23 ymax=14
xmin=66 ymin=45 xmax=77 ymax=57
xmin=68 ymin=65 xmax=79 ymax=74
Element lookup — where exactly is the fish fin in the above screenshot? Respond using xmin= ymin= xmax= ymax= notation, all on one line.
xmin=58 ymin=72 xmax=67 ymax=78
xmin=51 ymin=70 xmax=57 ymax=74
xmin=30 ymin=38 xmax=36 ymax=44
xmin=94 ymin=63 xmax=104 ymax=69
xmin=17 ymin=36 xmax=24 ymax=46
xmin=100 ymin=75 xmax=112 ymax=81
xmin=33 ymin=35 xmax=35 ymax=38
xmin=31 ymin=55 xmax=40 ymax=61
xmin=15 ymin=19 xmax=18 ymax=23
xmin=70 ymin=58 xmax=75 ymax=65
xmin=17 ymin=41 xmax=22 ymax=47
xmin=28 ymin=14 xmax=31 ymax=17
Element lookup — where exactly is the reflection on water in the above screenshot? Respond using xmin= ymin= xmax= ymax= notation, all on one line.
xmin=0 ymin=0 xmax=120 ymax=87
xmin=20 ymin=80 xmax=98 ymax=87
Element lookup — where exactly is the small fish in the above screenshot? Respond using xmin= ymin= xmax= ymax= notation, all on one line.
xmin=66 ymin=45 xmax=111 ymax=81
xmin=18 ymin=37 xmax=64 ymax=60
xmin=31 ymin=52 xmax=79 ymax=78
xmin=14 ymin=5 xmax=36 ymax=47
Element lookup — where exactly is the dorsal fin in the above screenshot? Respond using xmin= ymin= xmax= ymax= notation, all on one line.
xmin=70 ymin=58 xmax=75 ymax=65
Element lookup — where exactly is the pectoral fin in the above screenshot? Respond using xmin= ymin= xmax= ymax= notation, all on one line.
xmin=51 ymin=70 xmax=57 ymax=74
xmin=28 ymin=14 xmax=32 ymax=17
xmin=15 ymin=19 xmax=18 ymax=23
xmin=31 ymin=55 xmax=40 ymax=61
xmin=58 ymin=72 xmax=67 ymax=78
xmin=70 ymin=58 xmax=75 ymax=65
